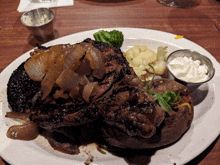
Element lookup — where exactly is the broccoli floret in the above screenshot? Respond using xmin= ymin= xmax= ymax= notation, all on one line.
xmin=93 ymin=30 xmax=124 ymax=47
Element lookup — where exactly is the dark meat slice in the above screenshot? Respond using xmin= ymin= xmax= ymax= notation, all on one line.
xmin=148 ymin=78 xmax=191 ymax=96
xmin=43 ymin=130 xmax=80 ymax=155
xmin=29 ymin=98 xmax=95 ymax=129
xmin=102 ymin=78 xmax=193 ymax=149
xmin=7 ymin=62 xmax=41 ymax=113
xmin=97 ymin=85 xmax=165 ymax=139
xmin=40 ymin=120 xmax=104 ymax=155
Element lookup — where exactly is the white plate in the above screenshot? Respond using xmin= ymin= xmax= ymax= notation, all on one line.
xmin=0 ymin=28 xmax=220 ymax=165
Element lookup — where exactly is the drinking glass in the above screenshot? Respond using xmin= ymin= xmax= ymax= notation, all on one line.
xmin=157 ymin=0 xmax=191 ymax=7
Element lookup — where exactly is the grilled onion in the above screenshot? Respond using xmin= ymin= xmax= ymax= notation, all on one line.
xmin=6 ymin=121 xmax=39 ymax=140
xmin=24 ymin=42 xmax=105 ymax=102
xmin=80 ymin=42 xmax=105 ymax=79
xmin=6 ymin=112 xmax=39 ymax=140
xmin=82 ymin=82 xmax=98 ymax=103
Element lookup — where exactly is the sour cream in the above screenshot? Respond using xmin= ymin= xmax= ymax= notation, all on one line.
xmin=168 ymin=56 xmax=209 ymax=82
xmin=22 ymin=14 xmax=50 ymax=26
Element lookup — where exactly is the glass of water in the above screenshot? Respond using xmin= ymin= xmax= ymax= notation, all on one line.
xmin=157 ymin=0 xmax=191 ymax=7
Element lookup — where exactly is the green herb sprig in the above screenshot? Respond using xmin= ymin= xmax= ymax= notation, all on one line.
xmin=146 ymin=64 xmax=156 ymax=93
xmin=148 ymin=90 xmax=181 ymax=112
xmin=97 ymin=145 xmax=107 ymax=154
xmin=146 ymin=64 xmax=181 ymax=112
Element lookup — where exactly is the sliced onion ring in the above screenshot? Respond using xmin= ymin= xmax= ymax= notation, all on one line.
xmin=82 ymin=81 xmax=98 ymax=103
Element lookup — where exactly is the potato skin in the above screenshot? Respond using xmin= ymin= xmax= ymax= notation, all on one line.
xmin=102 ymin=79 xmax=194 ymax=149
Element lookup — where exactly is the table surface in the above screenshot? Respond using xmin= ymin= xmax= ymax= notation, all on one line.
xmin=0 ymin=0 xmax=220 ymax=164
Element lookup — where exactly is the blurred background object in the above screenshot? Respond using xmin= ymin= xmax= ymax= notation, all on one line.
xmin=157 ymin=0 xmax=191 ymax=7
xmin=21 ymin=8 xmax=55 ymax=42
xmin=29 ymin=0 xmax=56 ymax=2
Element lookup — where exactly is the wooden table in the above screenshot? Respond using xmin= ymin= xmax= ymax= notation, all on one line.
xmin=0 ymin=0 xmax=220 ymax=164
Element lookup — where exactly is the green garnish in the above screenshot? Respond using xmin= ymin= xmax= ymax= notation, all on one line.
xmin=154 ymin=93 xmax=173 ymax=112
xmin=97 ymin=145 xmax=107 ymax=154
xmin=146 ymin=64 xmax=156 ymax=93
xmin=149 ymin=91 xmax=181 ymax=112
xmin=146 ymin=64 xmax=181 ymax=112
xmin=93 ymin=30 xmax=124 ymax=47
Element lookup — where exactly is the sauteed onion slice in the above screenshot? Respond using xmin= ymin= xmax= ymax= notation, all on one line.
xmin=24 ymin=42 xmax=106 ymax=103
xmin=6 ymin=112 xmax=39 ymax=140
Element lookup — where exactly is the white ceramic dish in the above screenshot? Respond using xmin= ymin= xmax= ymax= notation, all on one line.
xmin=0 ymin=28 xmax=220 ymax=165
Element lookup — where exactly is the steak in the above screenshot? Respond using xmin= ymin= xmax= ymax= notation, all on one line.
xmin=7 ymin=39 xmax=148 ymax=130
xmin=97 ymin=84 xmax=165 ymax=139
xmin=7 ymin=39 xmax=193 ymax=153
xmin=7 ymin=61 xmax=41 ymax=113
